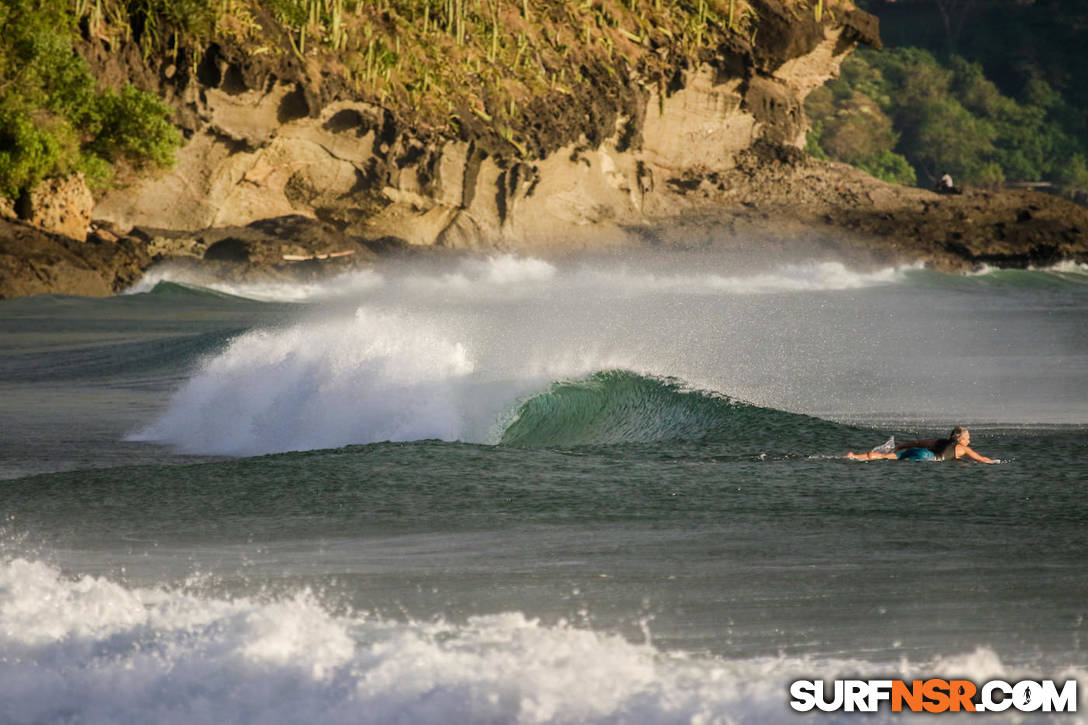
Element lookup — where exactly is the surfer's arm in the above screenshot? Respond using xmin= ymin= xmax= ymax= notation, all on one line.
xmin=959 ymin=445 xmax=996 ymax=464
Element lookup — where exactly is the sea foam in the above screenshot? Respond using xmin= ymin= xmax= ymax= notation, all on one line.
xmin=127 ymin=254 xmax=912 ymax=303
xmin=129 ymin=307 xmax=479 ymax=455
xmin=2 ymin=557 xmax=1074 ymax=725
xmin=126 ymin=264 xmax=387 ymax=302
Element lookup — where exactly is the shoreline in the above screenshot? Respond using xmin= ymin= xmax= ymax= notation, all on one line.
xmin=4 ymin=154 xmax=1088 ymax=299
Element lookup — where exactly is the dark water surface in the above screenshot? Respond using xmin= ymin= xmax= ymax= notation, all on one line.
xmin=1 ymin=257 xmax=1085 ymax=723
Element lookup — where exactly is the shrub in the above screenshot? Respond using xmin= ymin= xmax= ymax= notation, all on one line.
xmin=0 ymin=103 xmax=79 ymax=199
xmin=855 ymin=150 xmax=917 ymax=186
xmin=0 ymin=0 xmax=182 ymax=201
xmin=805 ymin=119 xmax=830 ymax=161
xmin=818 ymin=91 xmax=898 ymax=165
xmin=90 ymin=86 xmax=183 ymax=169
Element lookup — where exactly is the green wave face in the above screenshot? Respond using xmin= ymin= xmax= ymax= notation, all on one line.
xmin=499 ymin=370 xmax=856 ymax=452
xmin=145 ymin=280 xmax=236 ymax=299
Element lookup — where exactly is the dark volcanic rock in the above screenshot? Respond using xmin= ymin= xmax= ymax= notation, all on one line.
xmin=0 ymin=219 xmax=151 ymax=299
xmin=655 ymin=151 xmax=1088 ymax=271
xmin=194 ymin=215 xmax=378 ymax=268
xmin=0 ymin=214 xmax=389 ymax=299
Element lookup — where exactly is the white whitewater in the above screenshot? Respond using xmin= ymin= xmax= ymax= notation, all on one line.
xmin=2 ymin=558 xmax=1079 ymax=725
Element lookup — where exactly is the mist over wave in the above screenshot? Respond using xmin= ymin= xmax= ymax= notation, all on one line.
xmin=127 ymin=264 xmax=388 ymax=302
xmin=1 ymin=557 xmax=1075 ymax=725
xmin=128 ymin=256 xmax=911 ymax=455
xmin=129 ymin=254 xmax=915 ymax=303
xmin=130 ymin=308 xmax=486 ymax=455
xmin=129 ymin=252 xmax=1086 ymax=455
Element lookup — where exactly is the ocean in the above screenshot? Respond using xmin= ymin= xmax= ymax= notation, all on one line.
xmin=1 ymin=251 xmax=1086 ymax=723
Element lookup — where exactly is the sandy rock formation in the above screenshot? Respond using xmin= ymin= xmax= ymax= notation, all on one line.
xmin=92 ymin=4 xmax=876 ymax=255
xmin=16 ymin=174 xmax=96 ymax=242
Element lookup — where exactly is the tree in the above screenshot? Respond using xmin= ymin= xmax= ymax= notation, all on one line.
xmin=933 ymin=0 xmax=979 ymax=55
xmin=819 ymin=92 xmax=898 ymax=164
xmin=856 ymin=150 xmax=917 ymax=186
xmin=912 ymin=98 xmax=998 ymax=184
xmin=0 ymin=0 xmax=182 ymax=200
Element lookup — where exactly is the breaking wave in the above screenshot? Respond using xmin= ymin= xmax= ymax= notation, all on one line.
xmin=127 ymin=255 xmax=915 ymax=303
xmin=125 ymin=256 xmax=914 ymax=456
xmin=500 ymin=370 xmax=852 ymax=450
xmin=124 ymin=250 xmax=1088 ymax=455
xmin=128 ymin=307 xmax=483 ymax=456
xmin=1 ymin=557 xmax=1077 ymax=725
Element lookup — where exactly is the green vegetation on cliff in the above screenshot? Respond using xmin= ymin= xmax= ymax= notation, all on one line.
xmin=166 ymin=0 xmax=767 ymax=125
xmin=0 ymin=0 xmax=182 ymax=200
xmin=2 ymin=0 xmax=859 ymax=203
xmin=91 ymin=0 xmax=776 ymax=151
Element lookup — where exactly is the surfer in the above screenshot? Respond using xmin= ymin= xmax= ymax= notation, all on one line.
xmin=846 ymin=426 xmax=996 ymax=463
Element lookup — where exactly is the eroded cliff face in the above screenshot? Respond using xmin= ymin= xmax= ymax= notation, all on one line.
xmin=90 ymin=2 xmax=880 ymax=252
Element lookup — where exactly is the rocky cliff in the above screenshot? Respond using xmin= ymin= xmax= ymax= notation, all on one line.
xmin=89 ymin=2 xmax=876 ymax=247
xmin=2 ymin=0 xmax=1086 ymax=298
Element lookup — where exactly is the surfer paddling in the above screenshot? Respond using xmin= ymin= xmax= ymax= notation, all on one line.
xmin=846 ymin=426 xmax=996 ymax=463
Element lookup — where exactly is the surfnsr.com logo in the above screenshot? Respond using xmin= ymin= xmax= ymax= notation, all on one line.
xmin=789 ymin=679 xmax=1077 ymax=713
